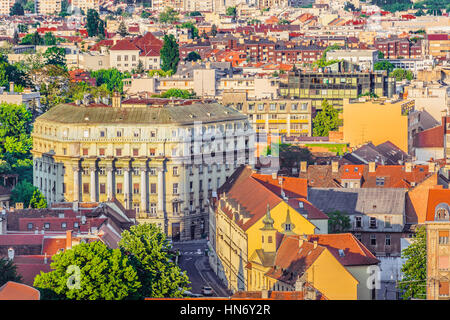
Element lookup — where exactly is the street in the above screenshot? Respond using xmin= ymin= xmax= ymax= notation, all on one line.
xmin=172 ymin=240 xmax=231 ymax=297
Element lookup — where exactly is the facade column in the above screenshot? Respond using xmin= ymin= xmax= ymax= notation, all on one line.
xmin=184 ymin=164 xmax=190 ymax=212
xmin=73 ymin=166 xmax=80 ymax=202
xmin=90 ymin=167 xmax=97 ymax=202
xmin=106 ymin=167 xmax=114 ymax=200
xmin=124 ymin=168 xmax=131 ymax=210
xmin=140 ymin=167 xmax=148 ymax=213
xmin=157 ymin=167 xmax=164 ymax=213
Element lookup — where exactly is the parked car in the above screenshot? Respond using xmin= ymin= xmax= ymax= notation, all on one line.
xmin=202 ymin=286 xmax=213 ymax=296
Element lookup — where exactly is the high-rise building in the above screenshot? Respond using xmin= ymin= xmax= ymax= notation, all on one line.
xmin=35 ymin=0 xmax=62 ymax=15
xmin=70 ymin=0 xmax=100 ymax=13
xmin=31 ymin=97 xmax=254 ymax=240
xmin=0 ymin=0 xmax=15 ymax=15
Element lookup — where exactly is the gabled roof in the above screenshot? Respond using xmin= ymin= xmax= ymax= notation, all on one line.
xmin=251 ymin=174 xmax=308 ymax=199
xmin=0 ymin=282 xmax=40 ymax=300
xmin=425 ymin=189 xmax=450 ymax=222
xmin=109 ymin=39 xmax=140 ymax=51
xmin=307 ymin=233 xmax=379 ymax=266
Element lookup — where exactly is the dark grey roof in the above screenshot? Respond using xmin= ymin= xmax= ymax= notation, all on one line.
xmin=308 ymin=188 xmax=405 ymax=215
xmin=36 ymin=103 xmax=246 ymax=125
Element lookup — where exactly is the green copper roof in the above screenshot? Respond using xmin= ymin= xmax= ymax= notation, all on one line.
xmin=36 ymin=103 xmax=247 ymax=125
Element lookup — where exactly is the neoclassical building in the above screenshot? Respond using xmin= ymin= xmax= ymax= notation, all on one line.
xmin=31 ymin=98 xmax=254 ymax=240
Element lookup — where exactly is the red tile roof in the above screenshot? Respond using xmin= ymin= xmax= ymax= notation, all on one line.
xmin=251 ymin=174 xmax=308 ymax=199
xmin=307 ymin=233 xmax=379 ymax=266
xmin=0 ymin=282 xmax=40 ymax=300
xmin=0 ymin=234 xmax=44 ymax=246
xmin=110 ymin=39 xmax=140 ymax=51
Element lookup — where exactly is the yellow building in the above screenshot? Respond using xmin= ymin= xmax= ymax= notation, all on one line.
xmin=342 ymin=98 xmax=415 ymax=153
xmin=209 ymin=166 xmax=329 ymax=293
xmin=31 ymin=98 xmax=253 ymax=240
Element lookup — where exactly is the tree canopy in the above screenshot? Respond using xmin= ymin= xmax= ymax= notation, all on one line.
xmin=312 ymin=100 xmax=342 ymax=137
xmin=185 ymin=51 xmax=201 ymax=62
xmin=398 ymin=226 xmax=427 ymax=300
xmin=0 ymin=258 xmax=23 ymax=286
xmin=34 ymin=241 xmax=141 ymax=300
xmin=10 ymin=180 xmax=37 ymax=208
xmin=44 ymin=47 xmax=66 ymax=68
xmin=29 ymin=188 xmax=48 ymax=209
xmin=10 ymin=2 xmax=25 ymax=16
xmin=226 ymin=6 xmax=237 ymax=17
xmin=86 ymin=9 xmax=105 ymax=38
xmin=160 ymin=34 xmax=180 ymax=75
xmin=153 ymin=88 xmax=196 ymax=99
xmin=327 ymin=211 xmax=351 ymax=233
xmin=391 ymin=68 xmax=414 ymax=81
xmin=159 ymin=7 xmax=179 ymax=24
xmin=90 ymin=69 xmax=131 ymax=93
xmin=119 ymin=223 xmax=190 ymax=298
xmin=374 ymin=61 xmax=395 ymax=74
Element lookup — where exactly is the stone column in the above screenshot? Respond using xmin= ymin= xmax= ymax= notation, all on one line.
xmin=106 ymin=167 xmax=114 ymax=200
xmin=140 ymin=168 xmax=147 ymax=213
xmin=157 ymin=167 xmax=164 ymax=213
xmin=73 ymin=166 xmax=80 ymax=202
xmin=90 ymin=167 xmax=97 ymax=202
xmin=124 ymin=168 xmax=131 ymax=210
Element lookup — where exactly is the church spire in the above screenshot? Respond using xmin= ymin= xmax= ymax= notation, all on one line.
xmin=261 ymin=203 xmax=275 ymax=230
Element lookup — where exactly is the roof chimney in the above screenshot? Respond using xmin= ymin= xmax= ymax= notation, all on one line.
xmin=271 ymin=172 xmax=277 ymax=180
xmin=331 ymin=161 xmax=339 ymax=173
xmin=405 ymin=162 xmax=412 ymax=172
xmin=369 ymin=162 xmax=376 ymax=173
xmin=428 ymin=162 xmax=436 ymax=173
xmin=112 ymin=92 xmax=122 ymax=108
xmin=300 ymin=161 xmax=308 ymax=173
xmin=72 ymin=201 xmax=79 ymax=212
xmin=66 ymin=230 xmax=73 ymax=250
xmin=313 ymin=240 xmax=318 ymax=249
xmin=9 ymin=82 xmax=14 ymax=93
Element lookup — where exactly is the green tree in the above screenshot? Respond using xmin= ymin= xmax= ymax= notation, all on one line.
xmin=90 ymin=69 xmax=131 ymax=93
xmin=118 ymin=21 xmax=128 ymax=37
xmin=398 ymin=226 xmax=427 ymax=300
xmin=160 ymin=34 xmax=179 ymax=74
xmin=312 ymin=100 xmax=341 ymax=137
xmin=189 ymin=11 xmax=202 ymax=16
xmin=314 ymin=44 xmax=341 ymax=68
xmin=278 ymin=19 xmax=291 ymax=25
xmin=59 ymin=0 xmax=70 ymax=17
xmin=136 ymin=60 xmax=145 ymax=74
xmin=185 ymin=51 xmax=201 ymax=62
xmin=279 ymin=144 xmax=313 ymax=170
xmin=21 ymin=31 xmax=43 ymax=45
xmin=210 ymin=24 xmax=218 ymax=37
xmin=44 ymin=47 xmax=66 ymax=68
xmin=155 ymin=88 xmax=196 ymax=99
xmin=327 ymin=211 xmax=351 ymax=233
xmin=226 ymin=6 xmax=237 ymax=16
xmin=17 ymin=24 xmax=28 ymax=33
xmin=119 ymin=223 xmax=190 ymax=298
xmin=24 ymin=0 xmax=34 ymax=13
xmin=86 ymin=9 xmax=105 ymax=37
xmin=43 ymin=32 xmax=57 ymax=46
xmin=177 ymin=22 xmax=199 ymax=39
xmin=141 ymin=11 xmax=151 ymax=19
xmin=0 ymin=258 xmax=23 ymax=286
xmin=391 ymin=68 xmax=414 ymax=81
xmin=159 ymin=7 xmax=179 ymax=24
xmin=378 ymin=51 xmax=384 ymax=59
xmin=33 ymin=241 xmax=141 ymax=300
xmin=10 ymin=180 xmax=36 ymax=207
xmin=374 ymin=60 xmax=395 ymax=74
xmin=29 ymin=188 xmax=47 ymax=209
xmin=0 ymin=103 xmax=33 ymax=182
xmin=10 ymin=2 xmax=25 ymax=16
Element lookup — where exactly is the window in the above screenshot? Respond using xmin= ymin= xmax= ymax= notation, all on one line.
xmin=439 ymin=230 xmax=449 ymax=244
xmin=150 ymin=183 xmax=156 ymax=194
xmin=438 ymin=255 xmax=449 ymax=270
xmin=376 ymin=177 xmax=385 ymax=186
xmin=99 ymin=148 xmax=105 ymax=156
xmin=370 ymin=217 xmax=377 ymax=229
xmin=83 ymin=183 xmax=89 ymax=194
xmin=269 ymin=103 xmax=276 ymax=111
xmin=149 ymin=167 xmax=156 ymax=175
xmin=173 ymin=202 xmax=179 ymax=214
xmin=439 ymin=281 xmax=449 ymax=297
xmin=385 ymin=234 xmax=391 ymax=246
xmin=100 ymin=130 xmax=106 ymax=137
xmin=355 ymin=216 xmax=362 ymax=228
xmin=116 ymin=148 xmax=122 ymax=156
xmin=150 ymin=131 xmax=156 ymax=138
xmin=149 ymin=148 xmax=156 ymax=156
xmin=133 ymin=203 xmax=140 ymax=213
xmin=100 ymin=183 xmax=106 ymax=194
xmin=173 ymin=183 xmax=179 ymax=195
xmin=370 ymin=235 xmax=376 ymax=246
xmin=291 ymin=103 xmax=298 ymax=110
xmin=116 ymin=130 xmax=122 ymax=137
xmin=173 ymin=167 xmax=178 ymax=176
xmin=258 ymin=104 xmax=264 ymax=111
xmin=27 ymin=223 xmax=33 ymax=230
xmin=116 ymin=167 xmax=123 ymax=175
xmin=150 ymin=203 xmax=156 ymax=214
xmin=116 ymin=183 xmax=123 ymax=194
xmin=133 ymin=148 xmax=139 ymax=157
xmin=133 ymin=130 xmax=140 ymax=137
xmin=385 ymin=216 xmax=392 ymax=228
xmin=133 ymin=183 xmax=140 ymax=194
xmin=268 ymin=236 xmax=273 ymax=243
xmin=61 ymin=222 xmax=67 ymax=229
xmin=83 ymin=130 xmax=89 ymax=138
xmin=44 ymin=223 xmax=50 ymax=229
xmin=74 ymin=222 xmax=79 ymax=229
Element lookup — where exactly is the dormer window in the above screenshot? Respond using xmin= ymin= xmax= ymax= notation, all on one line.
xmin=435 ymin=203 xmax=450 ymax=221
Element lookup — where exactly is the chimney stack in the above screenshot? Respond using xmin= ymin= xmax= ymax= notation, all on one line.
xmin=300 ymin=161 xmax=307 ymax=173
xmin=261 ymin=290 xmax=269 ymax=299
xmin=331 ymin=161 xmax=339 ymax=173
xmin=66 ymin=230 xmax=72 ymax=250
xmin=428 ymin=161 xmax=436 ymax=173
xmin=405 ymin=162 xmax=412 ymax=172
xmin=112 ymin=92 xmax=122 ymax=108
xmin=369 ymin=162 xmax=376 ymax=173
xmin=313 ymin=240 xmax=318 ymax=249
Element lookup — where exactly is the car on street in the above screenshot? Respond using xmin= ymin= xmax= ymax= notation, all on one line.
xmin=183 ymin=290 xmax=203 ymax=298
xmin=202 ymin=286 xmax=214 ymax=296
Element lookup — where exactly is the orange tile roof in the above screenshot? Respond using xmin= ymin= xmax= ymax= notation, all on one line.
xmin=307 ymin=233 xmax=379 ymax=266
xmin=251 ymin=174 xmax=308 ymax=199
xmin=0 ymin=282 xmax=40 ymax=300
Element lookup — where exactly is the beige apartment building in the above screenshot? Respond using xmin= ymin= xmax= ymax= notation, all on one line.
xmin=31 ymin=97 xmax=254 ymax=240
xmin=70 ymin=0 xmax=99 ymax=12
xmin=0 ymin=82 xmax=41 ymax=110
xmin=426 ymin=189 xmax=450 ymax=300
xmin=36 ymin=0 xmax=62 ymax=15
xmin=222 ymin=91 xmax=312 ymax=137
xmin=0 ymin=0 xmax=14 ymax=15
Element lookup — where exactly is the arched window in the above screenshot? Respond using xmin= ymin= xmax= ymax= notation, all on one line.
xmin=435 ymin=203 xmax=450 ymax=221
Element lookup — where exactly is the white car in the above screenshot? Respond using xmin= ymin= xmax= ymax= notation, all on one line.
xmin=196 ymin=248 xmax=202 ymax=255
xmin=202 ymin=286 xmax=214 ymax=296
